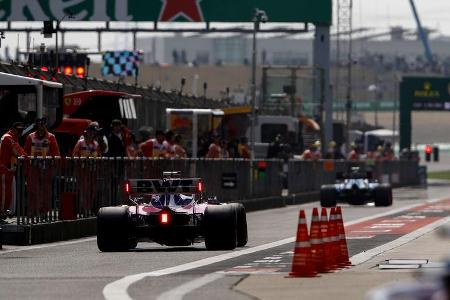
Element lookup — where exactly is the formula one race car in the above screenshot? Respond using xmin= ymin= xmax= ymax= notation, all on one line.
xmin=96 ymin=172 xmax=248 ymax=252
xmin=320 ymin=167 xmax=393 ymax=207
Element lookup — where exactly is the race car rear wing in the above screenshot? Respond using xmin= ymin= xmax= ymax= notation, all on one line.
xmin=125 ymin=178 xmax=203 ymax=195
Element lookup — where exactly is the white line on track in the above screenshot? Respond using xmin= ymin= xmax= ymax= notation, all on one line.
xmin=155 ymin=273 xmax=225 ymax=300
xmin=0 ymin=237 xmax=97 ymax=255
xmin=350 ymin=216 xmax=450 ymax=265
xmin=102 ymin=196 xmax=449 ymax=300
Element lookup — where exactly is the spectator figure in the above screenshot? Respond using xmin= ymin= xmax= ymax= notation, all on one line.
xmin=237 ymin=137 xmax=250 ymax=159
xmin=163 ymin=130 xmax=175 ymax=158
xmin=172 ymin=134 xmax=187 ymax=158
xmin=311 ymin=140 xmax=322 ymax=160
xmin=123 ymin=127 xmax=138 ymax=158
xmin=325 ymin=140 xmax=337 ymax=159
xmin=267 ymin=134 xmax=282 ymax=159
xmin=72 ymin=124 xmax=102 ymax=157
xmin=384 ymin=142 xmax=396 ymax=161
xmin=206 ymin=134 xmax=222 ymax=158
xmin=301 ymin=140 xmax=321 ymax=160
xmin=347 ymin=142 xmax=360 ymax=161
xmin=375 ymin=145 xmax=385 ymax=161
xmin=139 ymin=130 xmax=166 ymax=158
xmin=24 ymin=118 xmax=60 ymax=157
xmin=220 ymin=139 xmax=230 ymax=158
xmin=107 ymin=119 xmax=126 ymax=158
xmin=0 ymin=121 xmax=27 ymax=219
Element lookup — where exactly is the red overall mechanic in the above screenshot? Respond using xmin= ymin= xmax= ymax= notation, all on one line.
xmin=0 ymin=122 xmax=27 ymax=219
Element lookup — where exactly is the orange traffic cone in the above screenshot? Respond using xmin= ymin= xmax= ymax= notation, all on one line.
xmin=310 ymin=207 xmax=330 ymax=273
xmin=329 ymin=207 xmax=343 ymax=267
xmin=336 ymin=206 xmax=352 ymax=267
xmin=288 ymin=209 xmax=318 ymax=277
xmin=320 ymin=207 xmax=338 ymax=271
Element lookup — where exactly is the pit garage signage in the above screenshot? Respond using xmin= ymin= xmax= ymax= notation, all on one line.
xmin=0 ymin=0 xmax=331 ymax=24
xmin=401 ymin=77 xmax=450 ymax=111
xmin=399 ymin=76 xmax=450 ymax=150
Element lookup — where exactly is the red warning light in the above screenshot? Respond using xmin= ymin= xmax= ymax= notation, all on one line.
xmin=425 ymin=145 xmax=432 ymax=154
xmin=75 ymin=66 xmax=85 ymax=77
xmin=198 ymin=181 xmax=203 ymax=193
xmin=160 ymin=213 xmax=169 ymax=224
xmin=64 ymin=66 xmax=73 ymax=75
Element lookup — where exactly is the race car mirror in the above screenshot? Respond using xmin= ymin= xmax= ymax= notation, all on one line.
xmin=127 ymin=178 xmax=203 ymax=194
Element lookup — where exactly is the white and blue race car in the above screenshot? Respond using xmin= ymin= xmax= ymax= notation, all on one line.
xmin=320 ymin=167 xmax=393 ymax=207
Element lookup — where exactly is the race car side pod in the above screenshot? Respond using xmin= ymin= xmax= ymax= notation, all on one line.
xmin=336 ymin=206 xmax=352 ymax=267
xmin=287 ymin=209 xmax=318 ymax=277
xmin=320 ymin=208 xmax=339 ymax=271
xmin=310 ymin=207 xmax=333 ymax=273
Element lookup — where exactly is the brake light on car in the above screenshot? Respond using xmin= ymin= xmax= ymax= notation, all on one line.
xmin=124 ymin=181 xmax=131 ymax=193
xmin=198 ymin=181 xmax=203 ymax=193
xmin=160 ymin=213 xmax=169 ymax=224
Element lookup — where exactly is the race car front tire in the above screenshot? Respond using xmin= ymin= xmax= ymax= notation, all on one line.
xmin=320 ymin=185 xmax=337 ymax=207
xmin=374 ymin=184 xmax=393 ymax=207
xmin=204 ymin=205 xmax=237 ymax=250
xmin=230 ymin=203 xmax=248 ymax=247
xmin=97 ymin=206 xmax=131 ymax=252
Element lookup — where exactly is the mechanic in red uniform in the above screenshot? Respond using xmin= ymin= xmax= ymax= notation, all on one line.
xmin=162 ymin=130 xmax=175 ymax=158
xmin=347 ymin=143 xmax=360 ymax=161
xmin=172 ymin=134 xmax=187 ymax=158
xmin=24 ymin=118 xmax=60 ymax=157
xmin=206 ymin=134 xmax=222 ymax=158
xmin=24 ymin=118 xmax=60 ymax=217
xmin=139 ymin=130 xmax=166 ymax=158
xmin=0 ymin=122 xmax=27 ymax=219
xmin=72 ymin=125 xmax=102 ymax=157
xmin=72 ymin=124 xmax=102 ymax=215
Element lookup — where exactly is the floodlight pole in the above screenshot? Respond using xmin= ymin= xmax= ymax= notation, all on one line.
xmin=250 ymin=8 xmax=267 ymax=194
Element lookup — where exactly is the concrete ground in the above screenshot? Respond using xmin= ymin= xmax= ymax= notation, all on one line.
xmin=235 ymin=225 xmax=450 ymax=300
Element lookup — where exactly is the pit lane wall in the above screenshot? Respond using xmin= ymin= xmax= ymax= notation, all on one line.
xmin=1 ymin=158 xmax=419 ymax=245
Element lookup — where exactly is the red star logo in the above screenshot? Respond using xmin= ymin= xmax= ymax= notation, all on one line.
xmin=159 ymin=0 xmax=204 ymax=22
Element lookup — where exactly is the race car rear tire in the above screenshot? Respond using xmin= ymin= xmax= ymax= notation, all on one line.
xmin=230 ymin=203 xmax=248 ymax=247
xmin=320 ymin=185 xmax=337 ymax=207
xmin=374 ymin=184 xmax=393 ymax=207
xmin=97 ymin=206 xmax=131 ymax=252
xmin=204 ymin=205 xmax=237 ymax=250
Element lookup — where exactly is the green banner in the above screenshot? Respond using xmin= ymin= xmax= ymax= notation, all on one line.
xmin=400 ymin=77 xmax=450 ymax=111
xmin=302 ymin=100 xmax=398 ymax=113
xmin=0 ymin=0 xmax=331 ymax=24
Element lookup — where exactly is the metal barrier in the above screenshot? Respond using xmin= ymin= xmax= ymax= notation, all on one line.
xmin=13 ymin=157 xmax=419 ymax=224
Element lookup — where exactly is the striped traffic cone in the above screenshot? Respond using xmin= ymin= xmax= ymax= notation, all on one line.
xmin=288 ymin=209 xmax=318 ymax=277
xmin=320 ymin=207 xmax=338 ymax=271
xmin=329 ymin=207 xmax=343 ymax=267
xmin=336 ymin=206 xmax=352 ymax=267
xmin=310 ymin=207 xmax=330 ymax=273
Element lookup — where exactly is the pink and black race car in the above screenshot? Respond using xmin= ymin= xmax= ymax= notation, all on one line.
xmin=96 ymin=172 xmax=247 ymax=252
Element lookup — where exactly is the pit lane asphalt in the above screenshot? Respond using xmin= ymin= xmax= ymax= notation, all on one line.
xmin=0 ymin=182 xmax=448 ymax=300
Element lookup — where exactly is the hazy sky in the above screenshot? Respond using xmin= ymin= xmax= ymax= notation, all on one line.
xmin=351 ymin=0 xmax=450 ymax=37
xmin=2 ymin=0 xmax=450 ymax=59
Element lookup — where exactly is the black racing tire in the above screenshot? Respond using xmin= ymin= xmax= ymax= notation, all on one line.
xmin=204 ymin=205 xmax=237 ymax=250
xmin=320 ymin=185 xmax=337 ymax=207
xmin=230 ymin=203 xmax=248 ymax=247
xmin=97 ymin=206 xmax=131 ymax=252
xmin=374 ymin=184 xmax=393 ymax=207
